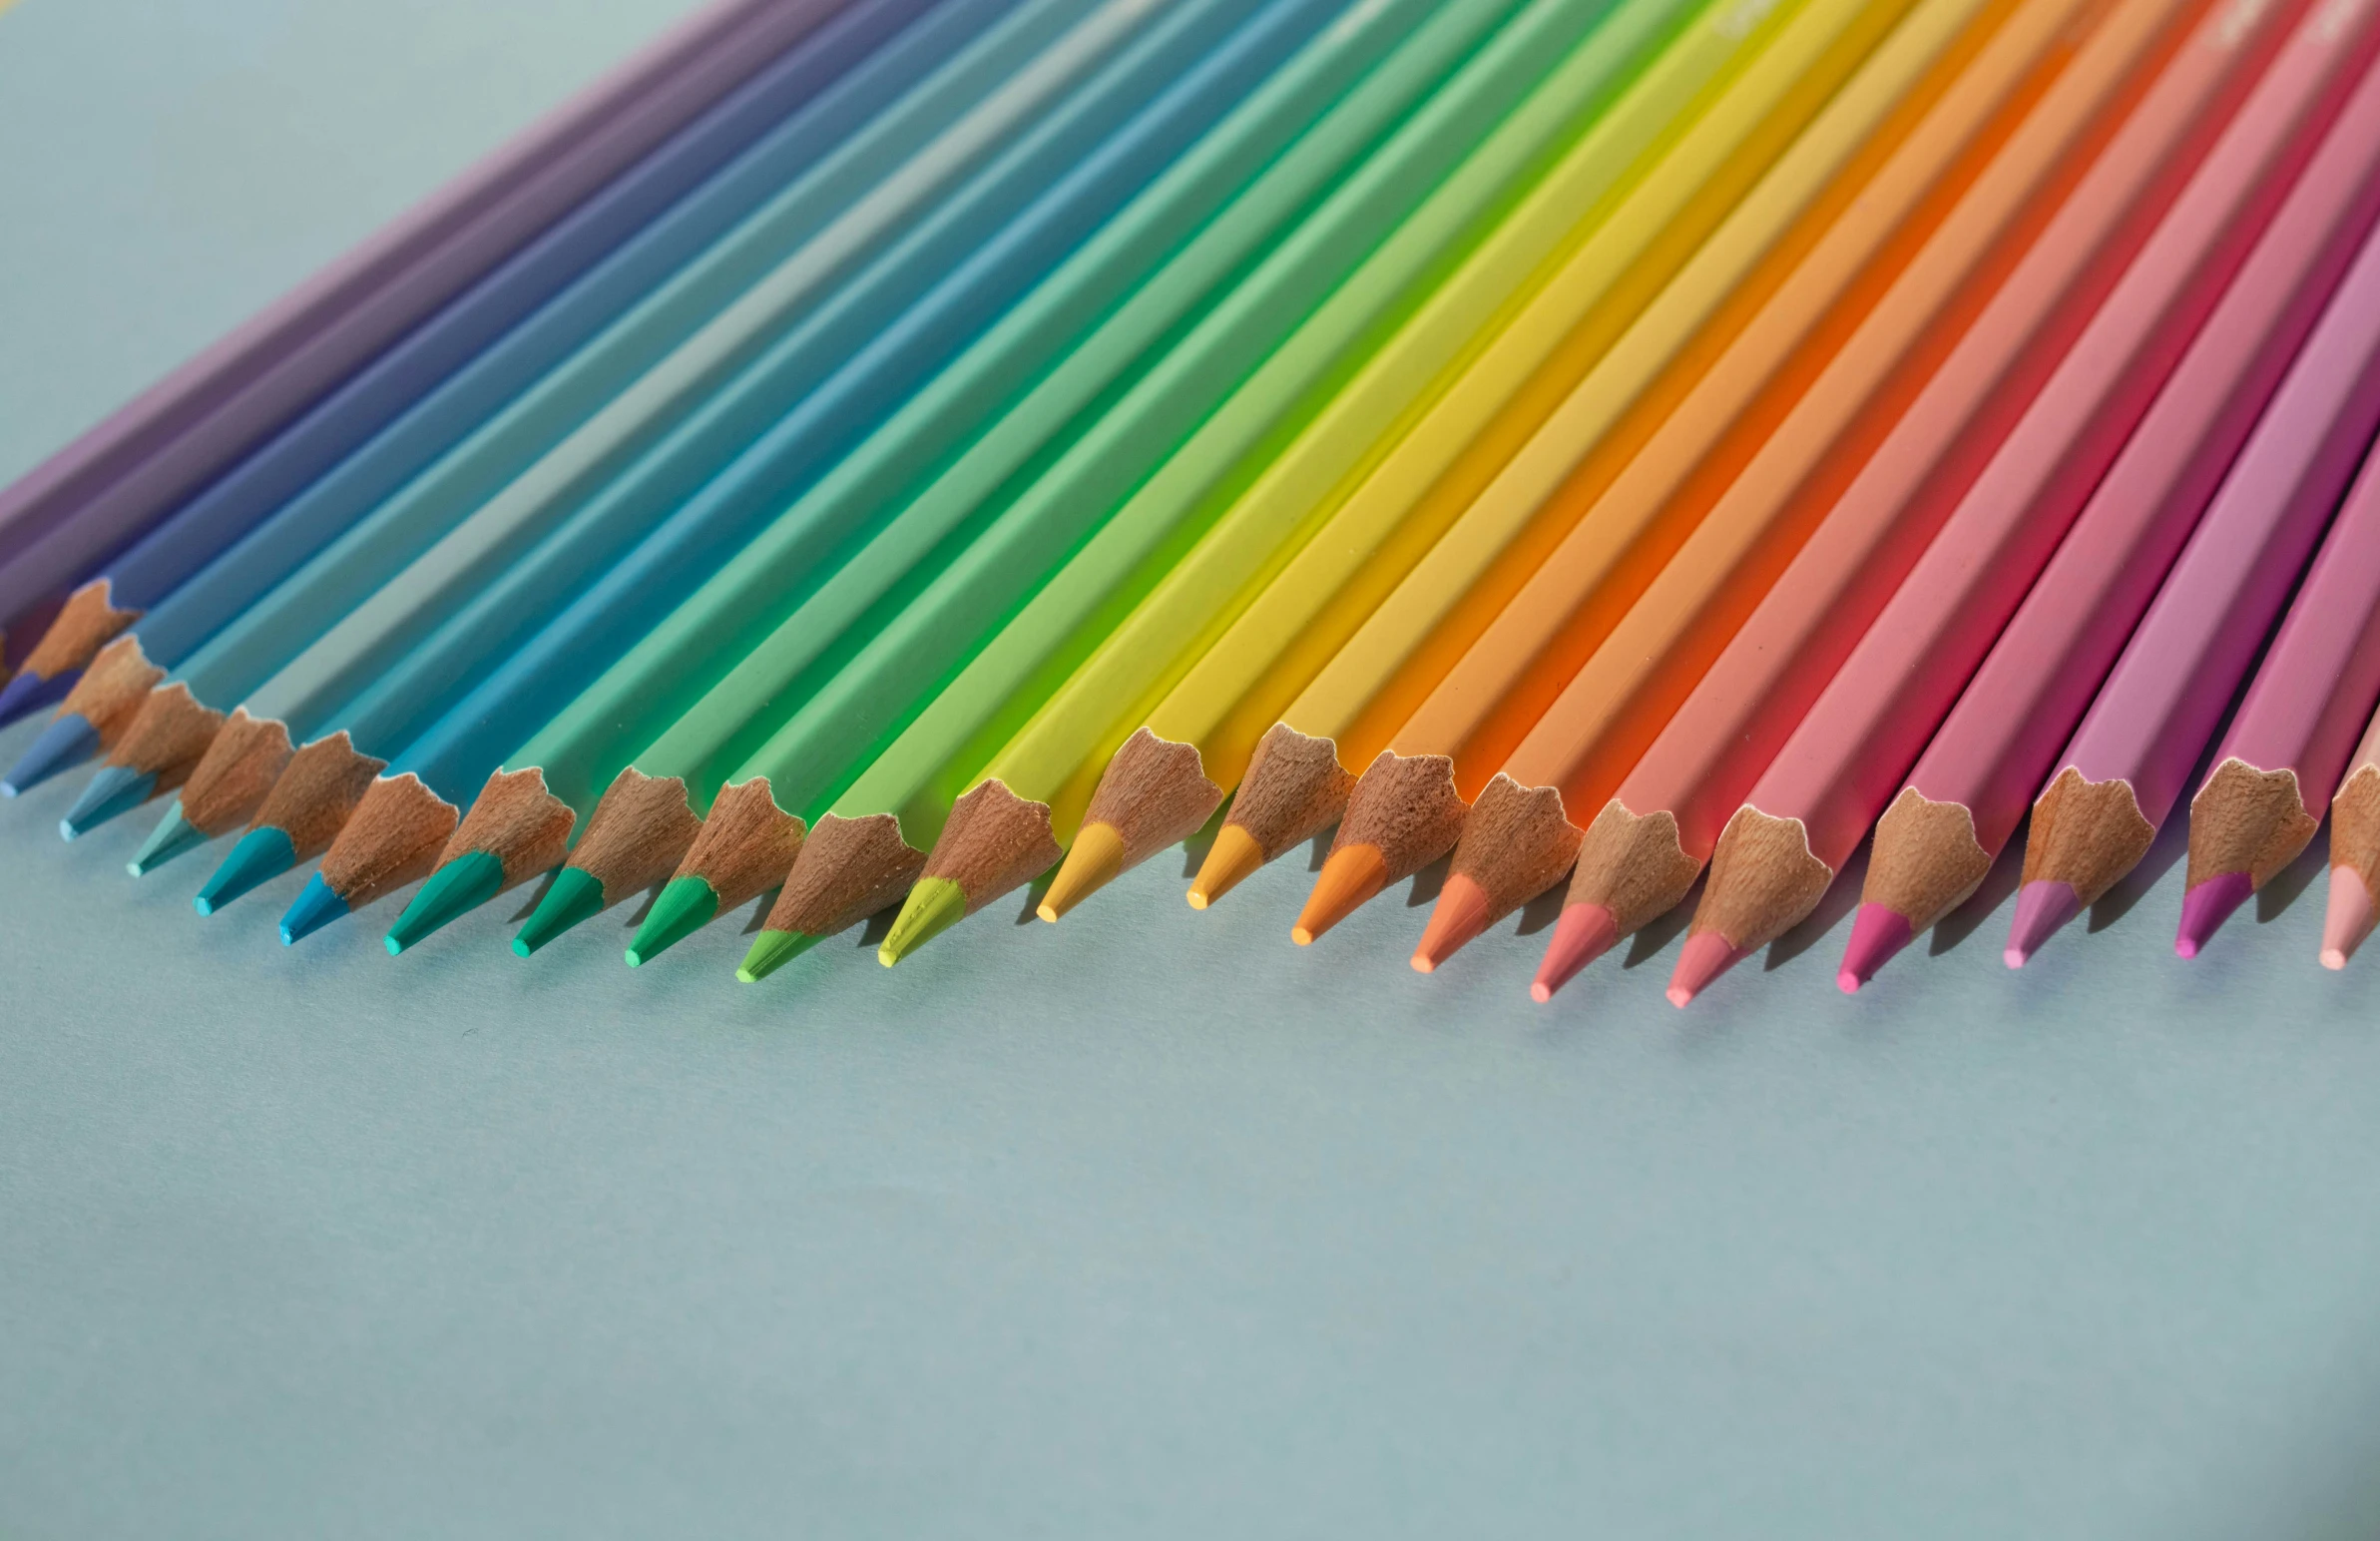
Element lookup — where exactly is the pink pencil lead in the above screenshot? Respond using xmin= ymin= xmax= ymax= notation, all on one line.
xmin=2174 ymin=870 xmax=2254 ymax=957
xmin=1837 ymin=903 xmax=1914 ymax=993
xmin=2005 ymin=879 xmax=2081 ymax=967
xmin=1532 ymin=903 xmax=1620 ymax=1003
xmin=2321 ymin=864 xmax=2376 ymax=969
xmin=1667 ymin=931 xmax=1745 ymax=1007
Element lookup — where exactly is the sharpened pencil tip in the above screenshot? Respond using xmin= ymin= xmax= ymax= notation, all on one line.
xmin=196 ymin=825 xmax=298 ymax=915
xmin=2176 ymin=871 xmax=2253 ymax=958
xmin=736 ymin=928 xmax=818 ymax=984
xmin=880 ymin=877 xmax=966 ymax=966
xmin=2322 ymin=864 xmax=2374 ymax=970
xmin=1040 ymin=821 xmax=1125 ymax=923
xmin=1533 ymin=903 xmax=1619 ymax=1003
xmin=386 ymin=850 xmax=506 ymax=957
xmin=624 ymin=876 xmax=720 ymax=968
xmin=1188 ymin=823 xmax=1264 ymax=910
xmin=3 ymin=713 xmax=101 ymax=796
xmin=278 ymin=872 xmax=348 ymax=946
xmin=1667 ymin=931 xmax=1744 ymax=1008
xmin=2005 ymin=880 xmax=2081 ymax=968
xmin=130 ymin=800 xmax=208 ymax=876
xmin=1838 ymin=903 xmax=1914 ymax=994
xmin=1294 ymin=844 xmax=1386 ymax=948
xmin=514 ymin=866 xmax=605 ymax=957
xmin=62 ymin=764 xmax=157 ymax=839
xmin=1412 ymin=874 xmax=1491 ymax=974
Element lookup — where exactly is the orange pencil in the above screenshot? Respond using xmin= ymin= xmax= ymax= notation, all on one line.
xmin=1666 ymin=0 xmax=2377 ymax=1004
xmin=1526 ymin=0 xmax=2294 ymax=999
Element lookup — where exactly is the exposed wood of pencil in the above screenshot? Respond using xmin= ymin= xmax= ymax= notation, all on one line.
xmin=921 ymin=779 xmax=1063 ymax=914
xmin=179 ymin=709 xmax=297 ymax=836
xmin=564 ymin=768 xmax=705 ymax=905
xmin=2020 ymin=765 xmax=2154 ymax=904
xmin=318 ymin=773 xmax=459 ymax=908
xmin=1561 ymin=797 xmax=1706 ymax=936
xmin=1217 ymin=724 xmax=1359 ymax=860
xmin=1329 ymin=751 xmax=1470 ymax=883
xmin=2185 ymin=757 xmax=2319 ymax=889
xmin=678 ymin=777 xmax=806 ymax=910
xmin=61 ymin=637 xmax=166 ymax=749
xmin=1691 ymin=806 xmax=1836 ymax=949
xmin=439 ymin=767 xmax=578 ymax=891
xmin=1443 ymin=773 xmax=1588 ymax=928
xmin=1079 ymin=729 xmax=1225 ymax=865
xmin=103 ymin=683 xmax=226 ymax=790
xmin=762 ymin=810 xmax=927 ymax=938
xmin=2333 ymin=762 xmax=2380 ymax=902
xmin=1860 ymin=785 xmax=1994 ymax=929
xmin=17 ymin=581 xmax=140 ymax=681
xmin=251 ymin=731 xmax=386 ymax=860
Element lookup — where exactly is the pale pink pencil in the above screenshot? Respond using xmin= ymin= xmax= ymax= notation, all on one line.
xmin=2007 ymin=198 xmax=2380 ymax=966
xmin=1668 ymin=0 xmax=2380 ymax=1006
xmin=2323 ymin=685 xmax=2380 ymax=966
xmin=2176 ymin=444 xmax=2380 ymax=957
xmin=1837 ymin=51 xmax=2380 ymax=990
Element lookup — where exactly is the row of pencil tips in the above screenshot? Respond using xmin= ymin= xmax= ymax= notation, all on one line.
xmin=5 ymin=0 xmax=2380 ymax=1008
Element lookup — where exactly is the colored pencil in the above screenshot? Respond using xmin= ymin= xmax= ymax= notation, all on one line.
xmin=261 ymin=0 xmax=1353 ymax=945
xmin=1067 ymin=0 xmax=2031 ymax=924
xmin=1838 ymin=55 xmax=2380 ymax=987
xmin=0 ymin=0 xmax=992 ymax=744
xmin=1669 ymin=0 xmax=2376 ymax=1004
xmin=110 ymin=0 xmax=1269 ymax=888
xmin=380 ymin=0 xmax=1506 ymax=956
xmin=0 ymin=0 xmax=860 ymax=667
xmin=24 ymin=0 xmax=1142 ymax=808
xmin=1529 ymin=0 xmax=2285 ymax=999
xmin=2323 ymin=689 xmax=2380 ymax=966
xmin=886 ymin=0 xmax=1928 ymax=963
xmin=2178 ymin=446 xmax=2380 ymax=956
xmin=738 ymin=0 xmax=1720 ymax=975
xmin=2006 ymin=206 xmax=2380 ymax=964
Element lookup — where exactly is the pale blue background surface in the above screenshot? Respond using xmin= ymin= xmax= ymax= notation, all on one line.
xmin=6 ymin=2 xmax=2380 ymax=1536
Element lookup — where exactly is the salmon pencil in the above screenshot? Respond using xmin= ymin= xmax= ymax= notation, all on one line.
xmin=1670 ymin=0 xmax=2377 ymax=1004
xmin=1838 ymin=50 xmax=2380 ymax=987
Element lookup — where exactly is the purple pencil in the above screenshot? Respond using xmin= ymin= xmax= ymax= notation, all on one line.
xmin=2174 ymin=443 xmax=2380 ymax=956
xmin=0 ymin=0 xmax=846 ymax=669
xmin=2006 ymin=205 xmax=2380 ymax=966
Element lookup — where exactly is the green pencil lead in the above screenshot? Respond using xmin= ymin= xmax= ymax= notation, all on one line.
xmin=514 ymin=866 xmax=606 ymax=958
xmin=624 ymin=875 xmax=718 ymax=967
xmin=879 ymin=877 xmax=966 ymax=966
xmin=129 ymin=799 xmax=209 ymax=876
xmin=736 ymin=928 xmax=821 ymax=983
xmin=385 ymin=850 xmax=505 ymax=956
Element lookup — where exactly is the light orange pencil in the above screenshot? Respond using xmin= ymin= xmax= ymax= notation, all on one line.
xmin=1525 ymin=0 xmax=2282 ymax=999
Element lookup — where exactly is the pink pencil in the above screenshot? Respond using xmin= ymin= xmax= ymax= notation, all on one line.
xmin=1838 ymin=48 xmax=2380 ymax=989
xmin=2322 ymin=684 xmax=2380 ymax=965
xmin=2007 ymin=194 xmax=2380 ymax=964
xmin=1669 ymin=0 xmax=2380 ymax=1006
xmin=2177 ymin=445 xmax=2380 ymax=955
xmin=0 ymin=0 xmax=826 ymax=661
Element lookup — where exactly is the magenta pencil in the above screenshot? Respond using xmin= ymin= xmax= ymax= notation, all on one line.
xmin=1839 ymin=47 xmax=2380 ymax=989
xmin=2007 ymin=205 xmax=2380 ymax=965
xmin=1666 ymin=0 xmax=2380 ymax=1006
xmin=2177 ymin=446 xmax=2380 ymax=955
xmin=0 ymin=0 xmax=840 ymax=665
